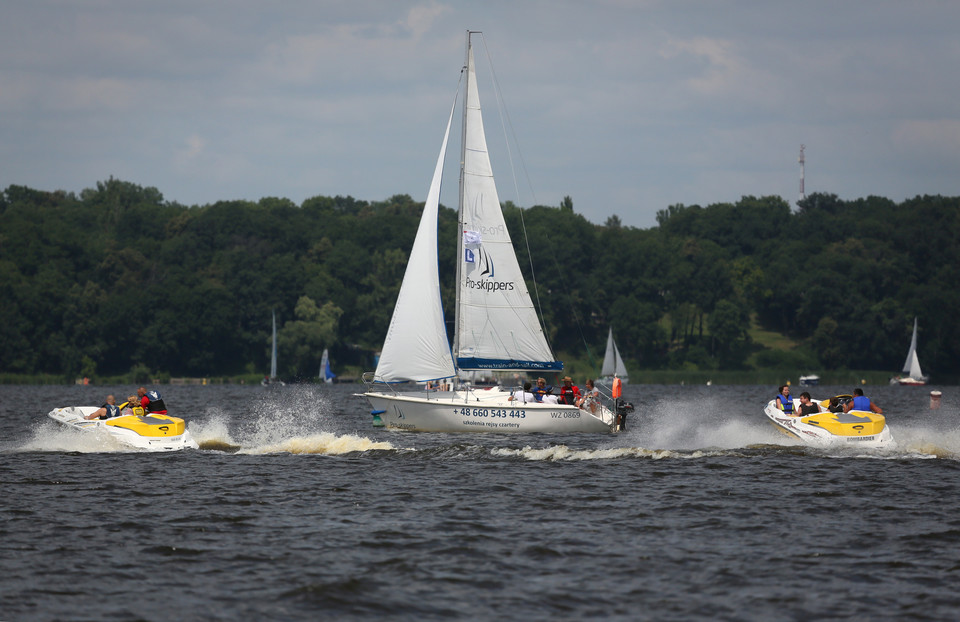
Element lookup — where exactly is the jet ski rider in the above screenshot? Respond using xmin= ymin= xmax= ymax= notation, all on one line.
xmin=137 ymin=387 xmax=168 ymax=415
xmin=85 ymin=395 xmax=121 ymax=420
xmin=843 ymin=387 xmax=883 ymax=414
xmin=775 ymin=385 xmax=795 ymax=416
xmin=119 ymin=394 xmax=145 ymax=416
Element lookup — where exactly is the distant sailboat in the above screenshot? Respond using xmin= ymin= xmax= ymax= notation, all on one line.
xmin=262 ymin=309 xmax=285 ymax=386
xmin=892 ymin=317 xmax=927 ymax=385
xmin=598 ymin=328 xmax=628 ymax=385
xmin=320 ymin=348 xmax=336 ymax=384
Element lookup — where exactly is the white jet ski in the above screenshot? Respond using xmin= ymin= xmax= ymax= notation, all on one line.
xmin=763 ymin=395 xmax=895 ymax=450
xmin=48 ymin=406 xmax=198 ymax=451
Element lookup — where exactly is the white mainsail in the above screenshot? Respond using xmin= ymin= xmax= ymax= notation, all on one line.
xmin=601 ymin=328 xmax=627 ymax=378
xmin=372 ymin=98 xmax=458 ymax=383
xmin=454 ymin=43 xmax=560 ymax=372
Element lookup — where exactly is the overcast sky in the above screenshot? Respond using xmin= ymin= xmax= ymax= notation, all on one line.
xmin=3 ymin=1 xmax=959 ymax=229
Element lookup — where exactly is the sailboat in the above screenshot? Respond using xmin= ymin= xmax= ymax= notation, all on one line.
xmin=891 ymin=317 xmax=928 ymax=385
xmin=598 ymin=328 xmax=628 ymax=386
xmin=361 ymin=31 xmax=618 ymax=433
xmin=320 ymin=348 xmax=336 ymax=384
xmin=262 ymin=309 xmax=285 ymax=386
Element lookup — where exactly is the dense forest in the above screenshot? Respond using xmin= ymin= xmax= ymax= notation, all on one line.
xmin=2 ymin=179 xmax=959 ymax=382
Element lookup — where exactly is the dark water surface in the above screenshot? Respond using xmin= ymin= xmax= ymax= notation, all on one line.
xmin=3 ymin=383 xmax=960 ymax=621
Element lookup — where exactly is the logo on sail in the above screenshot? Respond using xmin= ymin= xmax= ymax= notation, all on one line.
xmin=464 ymin=246 xmax=514 ymax=292
xmin=477 ymin=246 xmax=494 ymax=278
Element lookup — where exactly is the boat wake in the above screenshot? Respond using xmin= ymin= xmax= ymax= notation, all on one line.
xmin=17 ymin=420 xmax=131 ymax=453
xmin=492 ymin=445 xmax=737 ymax=461
xmin=189 ymin=386 xmax=396 ymax=455
xmin=885 ymin=423 xmax=960 ymax=459
xmin=239 ymin=433 xmax=395 ymax=455
xmin=637 ymin=395 xmax=784 ymax=450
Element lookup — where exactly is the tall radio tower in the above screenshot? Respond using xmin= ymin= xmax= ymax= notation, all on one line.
xmin=798 ymin=144 xmax=806 ymax=202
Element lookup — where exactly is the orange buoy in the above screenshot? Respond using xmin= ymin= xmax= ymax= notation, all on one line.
xmin=612 ymin=377 xmax=622 ymax=399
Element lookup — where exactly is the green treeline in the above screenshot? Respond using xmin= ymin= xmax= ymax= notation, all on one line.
xmin=2 ymin=179 xmax=958 ymax=381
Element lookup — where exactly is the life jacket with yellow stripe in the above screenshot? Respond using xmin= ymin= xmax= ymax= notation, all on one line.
xmin=118 ymin=401 xmax=145 ymax=416
xmin=777 ymin=393 xmax=794 ymax=414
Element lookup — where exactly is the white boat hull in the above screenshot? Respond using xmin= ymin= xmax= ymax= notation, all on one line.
xmin=891 ymin=376 xmax=927 ymax=386
xmin=763 ymin=399 xmax=895 ymax=450
xmin=364 ymin=389 xmax=616 ymax=433
xmin=48 ymin=406 xmax=199 ymax=451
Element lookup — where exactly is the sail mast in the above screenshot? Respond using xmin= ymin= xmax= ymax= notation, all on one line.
xmin=453 ymin=30 xmax=475 ymax=369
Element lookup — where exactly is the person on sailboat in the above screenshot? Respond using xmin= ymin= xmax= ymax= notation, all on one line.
xmin=843 ymin=388 xmax=882 ymax=414
xmin=775 ymin=385 xmax=795 ymax=415
xmin=508 ymin=382 xmax=536 ymax=403
xmin=532 ymin=378 xmax=548 ymax=402
xmin=559 ymin=377 xmax=581 ymax=406
xmin=577 ymin=379 xmax=600 ymax=414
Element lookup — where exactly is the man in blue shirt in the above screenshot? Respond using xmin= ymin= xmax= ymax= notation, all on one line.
xmin=843 ymin=388 xmax=883 ymax=414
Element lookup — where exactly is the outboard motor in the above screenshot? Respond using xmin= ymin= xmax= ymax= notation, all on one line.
xmin=614 ymin=398 xmax=634 ymax=431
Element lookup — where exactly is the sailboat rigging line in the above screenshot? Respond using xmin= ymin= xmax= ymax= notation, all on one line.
xmin=473 ymin=32 xmax=553 ymax=353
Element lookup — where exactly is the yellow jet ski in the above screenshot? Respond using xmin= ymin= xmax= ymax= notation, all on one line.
xmin=763 ymin=394 xmax=895 ymax=449
xmin=48 ymin=406 xmax=198 ymax=451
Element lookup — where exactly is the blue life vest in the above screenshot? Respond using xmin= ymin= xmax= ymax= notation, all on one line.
xmin=101 ymin=404 xmax=120 ymax=419
xmin=851 ymin=395 xmax=872 ymax=411
xmin=777 ymin=393 xmax=794 ymax=414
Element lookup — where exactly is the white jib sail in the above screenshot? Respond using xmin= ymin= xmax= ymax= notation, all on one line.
xmin=455 ymin=43 xmax=559 ymax=371
xmin=373 ymin=100 xmax=458 ymax=383
xmin=906 ymin=348 xmax=924 ymax=381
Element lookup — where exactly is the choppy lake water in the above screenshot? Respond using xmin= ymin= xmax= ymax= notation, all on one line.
xmin=3 ymin=382 xmax=960 ymax=620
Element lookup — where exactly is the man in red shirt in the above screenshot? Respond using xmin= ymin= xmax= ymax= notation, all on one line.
xmin=137 ymin=386 xmax=168 ymax=415
xmin=559 ymin=376 xmax=581 ymax=406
